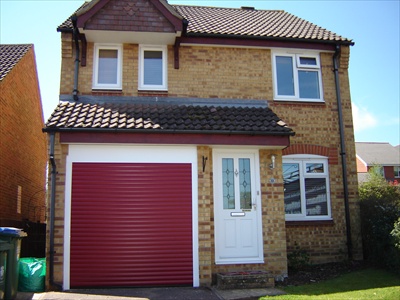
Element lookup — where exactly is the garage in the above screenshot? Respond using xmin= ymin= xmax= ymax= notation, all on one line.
xmin=64 ymin=145 xmax=197 ymax=288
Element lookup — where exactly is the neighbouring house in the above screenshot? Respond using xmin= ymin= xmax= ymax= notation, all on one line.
xmin=0 ymin=44 xmax=47 ymax=255
xmin=356 ymin=142 xmax=400 ymax=183
xmin=43 ymin=0 xmax=363 ymax=289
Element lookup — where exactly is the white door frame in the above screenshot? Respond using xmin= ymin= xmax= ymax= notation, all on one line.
xmin=213 ymin=148 xmax=264 ymax=264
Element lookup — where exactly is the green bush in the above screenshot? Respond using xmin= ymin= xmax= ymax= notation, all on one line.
xmin=391 ymin=218 xmax=400 ymax=249
xmin=287 ymin=243 xmax=310 ymax=271
xmin=359 ymin=166 xmax=400 ymax=272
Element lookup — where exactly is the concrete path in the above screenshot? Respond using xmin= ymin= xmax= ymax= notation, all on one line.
xmin=16 ymin=286 xmax=285 ymax=300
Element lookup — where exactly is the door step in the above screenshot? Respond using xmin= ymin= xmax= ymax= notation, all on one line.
xmin=216 ymin=271 xmax=274 ymax=289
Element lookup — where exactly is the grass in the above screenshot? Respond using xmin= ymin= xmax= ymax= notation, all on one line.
xmin=261 ymin=268 xmax=400 ymax=300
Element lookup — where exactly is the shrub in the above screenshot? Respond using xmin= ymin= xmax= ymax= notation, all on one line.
xmin=287 ymin=243 xmax=310 ymax=271
xmin=359 ymin=166 xmax=400 ymax=272
xmin=391 ymin=218 xmax=400 ymax=249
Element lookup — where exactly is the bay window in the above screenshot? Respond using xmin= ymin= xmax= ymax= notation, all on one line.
xmin=283 ymin=155 xmax=331 ymax=221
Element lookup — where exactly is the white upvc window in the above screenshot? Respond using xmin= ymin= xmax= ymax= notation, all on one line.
xmin=394 ymin=166 xmax=400 ymax=178
xmin=272 ymin=52 xmax=324 ymax=102
xmin=283 ymin=155 xmax=332 ymax=221
xmin=138 ymin=45 xmax=168 ymax=91
xmin=93 ymin=44 xmax=122 ymax=90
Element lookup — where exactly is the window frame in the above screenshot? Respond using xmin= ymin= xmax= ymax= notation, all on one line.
xmin=283 ymin=155 xmax=332 ymax=221
xmin=92 ymin=44 xmax=123 ymax=90
xmin=272 ymin=51 xmax=324 ymax=102
xmin=138 ymin=45 xmax=168 ymax=91
xmin=394 ymin=166 xmax=400 ymax=178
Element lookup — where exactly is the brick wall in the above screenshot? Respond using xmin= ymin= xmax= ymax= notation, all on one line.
xmin=271 ymin=47 xmax=362 ymax=262
xmin=45 ymin=133 xmax=68 ymax=287
xmin=0 ymin=46 xmax=47 ymax=224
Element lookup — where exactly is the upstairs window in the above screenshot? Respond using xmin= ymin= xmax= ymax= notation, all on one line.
xmin=93 ymin=44 xmax=122 ymax=90
xmin=283 ymin=155 xmax=331 ymax=221
xmin=139 ymin=45 xmax=167 ymax=91
xmin=273 ymin=52 xmax=323 ymax=102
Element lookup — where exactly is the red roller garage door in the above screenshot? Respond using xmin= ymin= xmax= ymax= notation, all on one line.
xmin=70 ymin=162 xmax=193 ymax=287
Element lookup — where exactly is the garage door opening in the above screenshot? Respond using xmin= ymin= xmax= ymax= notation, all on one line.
xmin=70 ymin=162 xmax=193 ymax=287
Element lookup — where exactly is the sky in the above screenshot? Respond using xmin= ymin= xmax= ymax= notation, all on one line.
xmin=1 ymin=0 xmax=399 ymax=146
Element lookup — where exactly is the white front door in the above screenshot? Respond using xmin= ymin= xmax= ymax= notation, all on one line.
xmin=213 ymin=149 xmax=264 ymax=264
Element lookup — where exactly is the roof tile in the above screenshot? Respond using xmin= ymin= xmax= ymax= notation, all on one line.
xmin=57 ymin=1 xmax=352 ymax=43
xmin=0 ymin=44 xmax=32 ymax=81
xmin=45 ymin=99 xmax=294 ymax=136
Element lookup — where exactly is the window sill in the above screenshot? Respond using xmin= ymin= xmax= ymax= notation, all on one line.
xmin=285 ymin=219 xmax=334 ymax=226
xmin=273 ymin=98 xmax=325 ymax=104
xmin=91 ymin=90 xmax=123 ymax=96
xmin=138 ymin=90 xmax=168 ymax=97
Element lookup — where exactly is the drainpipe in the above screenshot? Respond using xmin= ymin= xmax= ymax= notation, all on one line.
xmin=333 ymin=44 xmax=353 ymax=260
xmin=71 ymin=15 xmax=80 ymax=101
xmin=48 ymin=132 xmax=62 ymax=289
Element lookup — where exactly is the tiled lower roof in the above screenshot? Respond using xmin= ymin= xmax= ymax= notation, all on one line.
xmin=0 ymin=44 xmax=32 ymax=81
xmin=45 ymin=97 xmax=294 ymax=136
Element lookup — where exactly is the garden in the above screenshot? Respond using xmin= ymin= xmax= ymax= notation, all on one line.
xmin=262 ymin=167 xmax=400 ymax=299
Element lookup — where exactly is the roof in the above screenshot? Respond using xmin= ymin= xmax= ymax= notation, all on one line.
xmin=57 ymin=1 xmax=352 ymax=44
xmin=0 ymin=44 xmax=32 ymax=81
xmin=356 ymin=142 xmax=400 ymax=166
xmin=174 ymin=5 xmax=351 ymax=43
xmin=45 ymin=96 xmax=294 ymax=136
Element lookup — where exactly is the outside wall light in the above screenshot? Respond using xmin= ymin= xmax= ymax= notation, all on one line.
xmin=270 ymin=154 xmax=276 ymax=169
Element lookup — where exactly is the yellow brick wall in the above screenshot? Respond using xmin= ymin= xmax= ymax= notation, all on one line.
xmin=46 ymin=133 xmax=68 ymax=288
xmin=55 ymin=38 xmax=362 ymax=286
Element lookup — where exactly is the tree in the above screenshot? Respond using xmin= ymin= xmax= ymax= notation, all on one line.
xmin=359 ymin=166 xmax=400 ymax=271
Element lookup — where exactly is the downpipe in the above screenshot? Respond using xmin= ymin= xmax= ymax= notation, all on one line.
xmin=71 ymin=15 xmax=80 ymax=101
xmin=333 ymin=44 xmax=353 ymax=260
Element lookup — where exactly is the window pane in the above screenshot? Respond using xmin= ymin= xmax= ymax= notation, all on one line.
xmin=283 ymin=163 xmax=301 ymax=214
xmin=239 ymin=158 xmax=252 ymax=210
xmin=306 ymin=163 xmax=324 ymax=173
xmin=144 ymin=50 xmax=163 ymax=85
xmin=395 ymin=166 xmax=400 ymax=178
xmin=305 ymin=178 xmax=328 ymax=216
xmin=299 ymin=70 xmax=320 ymax=99
xmin=98 ymin=49 xmax=118 ymax=84
xmin=276 ymin=56 xmax=295 ymax=96
xmin=222 ymin=158 xmax=235 ymax=209
xmin=299 ymin=57 xmax=317 ymax=66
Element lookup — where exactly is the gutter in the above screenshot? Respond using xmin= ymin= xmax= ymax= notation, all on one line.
xmin=333 ymin=44 xmax=353 ymax=260
xmin=184 ymin=32 xmax=355 ymax=46
xmin=48 ymin=132 xmax=63 ymax=290
xmin=71 ymin=15 xmax=80 ymax=101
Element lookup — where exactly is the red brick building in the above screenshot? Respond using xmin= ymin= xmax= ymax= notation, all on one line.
xmin=356 ymin=142 xmax=400 ymax=183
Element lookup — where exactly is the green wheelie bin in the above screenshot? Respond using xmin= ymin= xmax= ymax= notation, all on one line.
xmin=0 ymin=228 xmax=27 ymax=300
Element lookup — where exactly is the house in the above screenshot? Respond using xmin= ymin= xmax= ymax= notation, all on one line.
xmin=43 ymin=0 xmax=363 ymax=289
xmin=0 ymin=44 xmax=47 ymax=256
xmin=0 ymin=44 xmax=47 ymax=226
xmin=356 ymin=142 xmax=400 ymax=183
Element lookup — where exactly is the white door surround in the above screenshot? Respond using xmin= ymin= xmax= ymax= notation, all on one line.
xmin=213 ymin=149 xmax=264 ymax=265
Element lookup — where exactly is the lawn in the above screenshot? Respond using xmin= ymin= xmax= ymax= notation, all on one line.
xmin=261 ymin=268 xmax=400 ymax=300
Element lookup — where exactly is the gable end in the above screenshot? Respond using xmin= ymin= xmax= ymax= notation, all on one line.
xmin=78 ymin=0 xmax=181 ymax=33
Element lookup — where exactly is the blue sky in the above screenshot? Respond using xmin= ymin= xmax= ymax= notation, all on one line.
xmin=1 ymin=0 xmax=399 ymax=146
